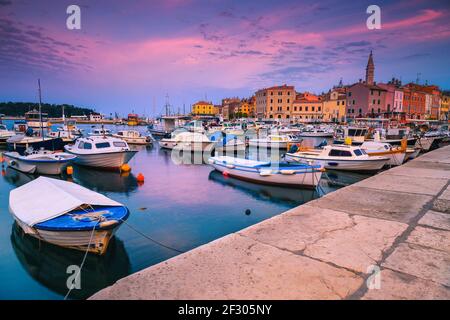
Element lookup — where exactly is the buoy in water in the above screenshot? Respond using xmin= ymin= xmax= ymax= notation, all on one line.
xmin=121 ymin=164 xmax=131 ymax=172
xmin=137 ymin=173 xmax=145 ymax=183
xmin=245 ymin=209 xmax=251 ymax=215
xmin=223 ymin=171 xmax=229 ymax=177
xmin=66 ymin=166 xmax=73 ymax=175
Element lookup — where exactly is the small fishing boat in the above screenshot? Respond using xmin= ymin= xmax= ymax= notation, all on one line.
xmin=3 ymin=149 xmax=76 ymax=175
xmin=159 ymin=131 xmax=215 ymax=152
xmin=64 ymin=136 xmax=137 ymax=170
xmin=9 ymin=177 xmax=130 ymax=254
xmin=360 ymin=141 xmax=407 ymax=166
xmin=208 ymin=156 xmax=323 ymax=188
xmin=209 ymin=132 xmax=245 ymax=153
xmin=0 ymin=123 xmax=15 ymax=145
xmin=88 ymin=128 xmax=112 ymax=137
xmin=6 ymin=132 xmax=65 ymax=155
xmin=48 ymin=130 xmax=78 ymax=144
xmin=285 ymin=144 xmax=389 ymax=172
xmin=112 ymin=130 xmax=151 ymax=145
xmin=248 ymin=134 xmax=301 ymax=149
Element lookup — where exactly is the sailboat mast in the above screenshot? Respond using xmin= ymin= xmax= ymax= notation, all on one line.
xmin=38 ymin=79 xmax=44 ymax=140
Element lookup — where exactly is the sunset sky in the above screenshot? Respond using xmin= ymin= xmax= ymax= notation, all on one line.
xmin=1 ymin=0 xmax=449 ymax=116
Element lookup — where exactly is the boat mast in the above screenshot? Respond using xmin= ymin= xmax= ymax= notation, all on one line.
xmin=38 ymin=79 xmax=44 ymax=140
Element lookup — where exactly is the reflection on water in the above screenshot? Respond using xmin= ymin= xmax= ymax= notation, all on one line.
xmin=10 ymin=223 xmax=130 ymax=300
xmin=208 ymin=170 xmax=318 ymax=206
xmin=323 ymin=170 xmax=372 ymax=188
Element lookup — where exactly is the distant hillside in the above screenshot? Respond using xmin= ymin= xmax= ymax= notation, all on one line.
xmin=0 ymin=102 xmax=97 ymax=117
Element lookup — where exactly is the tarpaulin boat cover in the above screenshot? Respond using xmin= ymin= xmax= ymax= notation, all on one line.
xmin=9 ymin=176 xmax=122 ymax=226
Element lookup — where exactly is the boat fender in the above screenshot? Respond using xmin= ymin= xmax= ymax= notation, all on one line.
xmin=280 ymin=170 xmax=295 ymax=175
xmin=259 ymin=170 xmax=272 ymax=176
xmin=226 ymin=164 xmax=235 ymax=169
xmin=99 ymin=220 xmax=119 ymax=228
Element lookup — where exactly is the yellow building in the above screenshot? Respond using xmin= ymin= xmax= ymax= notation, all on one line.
xmin=192 ymin=101 xmax=218 ymax=115
xmin=237 ymin=96 xmax=256 ymax=117
xmin=291 ymin=92 xmax=323 ymax=123
xmin=322 ymin=89 xmax=346 ymax=122
xmin=255 ymin=84 xmax=295 ymax=120
xmin=440 ymin=94 xmax=449 ymax=121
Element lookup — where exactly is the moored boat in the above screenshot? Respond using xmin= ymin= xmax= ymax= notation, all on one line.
xmin=112 ymin=130 xmax=151 ymax=145
xmin=159 ymin=131 xmax=215 ymax=152
xmin=9 ymin=177 xmax=130 ymax=255
xmin=285 ymin=144 xmax=389 ymax=172
xmin=360 ymin=141 xmax=407 ymax=166
xmin=3 ymin=149 xmax=76 ymax=175
xmin=248 ymin=134 xmax=301 ymax=149
xmin=208 ymin=156 xmax=323 ymax=188
xmin=0 ymin=123 xmax=15 ymax=145
xmin=64 ymin=136 xmax=137 ymax=170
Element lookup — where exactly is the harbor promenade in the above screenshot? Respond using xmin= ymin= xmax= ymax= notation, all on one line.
xmin=91 ymin=145 xmax=450 ymax=300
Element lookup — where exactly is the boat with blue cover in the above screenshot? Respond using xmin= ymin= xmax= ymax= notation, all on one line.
xmin=9 ymin=177 xmax=130 ymax=255
xmin=208 ymin=156 xmax=323 ymax=188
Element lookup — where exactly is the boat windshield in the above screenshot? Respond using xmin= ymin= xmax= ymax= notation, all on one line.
xmin=96 ymin=142 xmax=111 ymax=149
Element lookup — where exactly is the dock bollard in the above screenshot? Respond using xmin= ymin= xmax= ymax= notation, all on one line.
xmin=66 ymin=166 xmax=73 ymax=175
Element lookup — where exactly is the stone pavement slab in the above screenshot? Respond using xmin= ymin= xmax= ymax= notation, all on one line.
xmin=308 ymin=186 xmax=432 ymax=223
xmin=382 ymin=243 xmax=450 ymax=286
xmin=91 ymin=233 xmax=363 ymax=300
xmin=353 ymin=172 xmax=447 ymax=196
xmin=418 ymin=210 xmax=450 ymax=231
xmin=361 ymin=269 xmax=450 ymax=300
xmin=406 ymin=226 xmax=450 ymax=253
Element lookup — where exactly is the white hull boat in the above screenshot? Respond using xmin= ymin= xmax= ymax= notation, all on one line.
xmin=361 ymin=141 xmax=407 ymax=166
xmin=285 ymin=144 xmax=389 ymax=172
xmin=248 ymin=134 xmax=301 ymax=149
xmin=0 ymin=124 xmax=15 ymax=145
xmin=112 ymin=130 xmax=151 ymax=145
xmin=64 ymin=136 xmax=137 ymax=170
xmin=9 ymin=177 xmax=130 ymax=255
xmin=3 ymin=150 xmax=76 ymax=175
xmin=159 ymin=131 xmax=215 ymax=152
xmin=208 ymin=156 xmax=323 ymax=188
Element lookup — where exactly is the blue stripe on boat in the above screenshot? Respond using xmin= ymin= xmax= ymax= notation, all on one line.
xmin=34 ymin=206 xmax=129 ymax=231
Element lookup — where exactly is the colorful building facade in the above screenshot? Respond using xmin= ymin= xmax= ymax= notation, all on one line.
xmin=255 ymin=84 xmax=295 ymax=120
xmin=192 ymin=101 xmax=218 ymax=115
xmin=292 ymin=92 xmax=323 ymax=122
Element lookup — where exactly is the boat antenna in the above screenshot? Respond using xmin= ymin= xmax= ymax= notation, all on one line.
xmin=38 ymin=79 xmax=44 ymax=141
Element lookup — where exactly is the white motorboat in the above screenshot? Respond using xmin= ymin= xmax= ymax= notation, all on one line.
xmin=285 ymin=144 xmax=389 ymax=171
xmin=208 ymin=156 xmax=323 ymax=188
xmin=298 ymin=126 xmax=334 ymax=138
xmin=6 ymin=132 xmax=65 ymax=155
xmin=64 ymin=136 xmax=137 ymax=170
xmin=3 ymin=149 xmax=76 ymax=175
xmin=209 ymin=132 xmax=245 ymax=154
xmin=0 ymin=123 xmax=15 ymax=145
xmin=159 ymin=131 xmax=215 ymax=152
xmin=360 ymin=141 xmax=407 ymax=166
xmin=48 ymin=130 xmax=78 ymax=144
xmin=9 ymin=176 xmax=130 ymax=255
xmin=112 ymin=130 xmax=151 ymax=145
xmin=88 ymin=128 xmax=112 ymax=137
xmin=248 ymin=134 xmax=301 ymax=149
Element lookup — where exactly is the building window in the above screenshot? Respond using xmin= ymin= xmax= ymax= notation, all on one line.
xmin=270 ymin=99 xmax=273 ymax=103
xmin=270 ymin=91 xmax=273 ymax=96
xmin=371 ymin=90 xmax=374 ymax=95
xmin=348 ymin=92 xmax=352 ymax=97
xmin=277 ymin=115 xmax=281 ymax=118
xmin=353 ymin=100 xmax=355 ymax=105
xmin=287 ymin=99 xmax=290 ymax=103
xmin=287 ymin=106 xmax=290 ymax=111
xmin=318 ymin=106 xmax=321 ymax=111
xmin=294 ymin=106 xmax=297 ymax=111
xmin=312 ymin=106 xmax=315 ymax=111
xmin=299 ymin=106 xmax=302 ymax=111
xmin=305 ymin=106 xmax=308 ymax=111
xmin=377 ymin=99 xmax=380 ymax=104
xmin=358 ymin=108 xmax=362 ymax=114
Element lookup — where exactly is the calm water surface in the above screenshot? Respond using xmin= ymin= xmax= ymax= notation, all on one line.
xmin=0 ymin=122 xmax=371 ymax=299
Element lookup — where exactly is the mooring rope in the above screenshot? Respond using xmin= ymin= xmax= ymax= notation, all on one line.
xmin=64 ymin=221 xmax=99 ymax=300
xmin=119 ymin=218 xmax=185 ymax=254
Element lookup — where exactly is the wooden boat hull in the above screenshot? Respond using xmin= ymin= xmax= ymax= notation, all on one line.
xmin=210 ymin=161 xmax=322 ymax=188
xmin=15 ymin=219 xmax=116 ymax=255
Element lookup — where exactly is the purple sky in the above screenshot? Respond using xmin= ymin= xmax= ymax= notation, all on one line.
xmin=1 ymin=0 xmax=449 ymax=116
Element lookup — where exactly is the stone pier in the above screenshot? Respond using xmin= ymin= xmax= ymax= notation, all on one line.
xmin=91 ymin=145 xmax=450 ymax=300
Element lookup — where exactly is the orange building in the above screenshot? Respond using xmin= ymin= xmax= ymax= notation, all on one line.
xmin=292 ymin=92 xmax=323 ymax=122
xmin=402 ymin=83 xmax=426 ymax=119
xmin=255 ymin=84 xmax=295 ymax=120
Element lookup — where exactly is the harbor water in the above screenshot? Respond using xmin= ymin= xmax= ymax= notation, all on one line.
xmin=0 ymin=122 xmax=372 ymax=299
